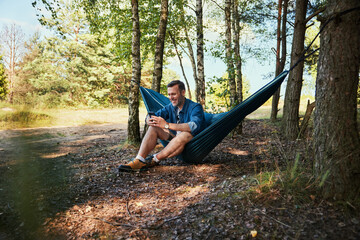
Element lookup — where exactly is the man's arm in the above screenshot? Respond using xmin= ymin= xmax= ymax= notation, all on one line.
xmin=148 ymin=116 xmax=191 ymax=133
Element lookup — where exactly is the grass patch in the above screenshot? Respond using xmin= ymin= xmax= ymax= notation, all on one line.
xmin=242 ymin=152 xmax=328 ymax=207
xmin=0 ymin=110 xmax=53 ymax=129
xmin=0 ymin=104 xmax=148 ymax=130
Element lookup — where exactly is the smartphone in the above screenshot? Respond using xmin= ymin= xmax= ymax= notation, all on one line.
xmin=148 ymin=112 xmax=155 ymax=124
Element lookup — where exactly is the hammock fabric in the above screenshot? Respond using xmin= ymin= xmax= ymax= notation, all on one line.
xmin=140 ymin=70 xmax=289 ymax=163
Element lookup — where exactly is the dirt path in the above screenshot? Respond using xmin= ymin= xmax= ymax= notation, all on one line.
xmin=0 ymin=120 xmax=359 ymax=240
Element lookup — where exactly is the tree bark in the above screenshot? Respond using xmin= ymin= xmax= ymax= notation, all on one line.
xmin=225 ymin=0 xmax=236 ymax=106
xmin=128 ymin=0 xmax=141 ymax=144
xmin=151 ymin=0 xmax=169 ymax=93
xmin=281 ymin=0 xmax=307 ymax=139
xmin=314 ymin=0 xmax=360 ymax=200
xmin=298 ymin=100 xmax=315 ymax=139
xmin=280 ymin=0 xmax=288 ymax=74
xmin=232 ymin=0 xmax=243 ymax=133
xmin=270 ymin=0 xmax=283 ymax=121
xmin=196 ymin=0 xmax=205 ymax=108
xmin=232 ymin=0 xmax=242 ymax=105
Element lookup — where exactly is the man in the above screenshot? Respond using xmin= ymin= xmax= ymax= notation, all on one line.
xmin=118 ymin=80 xmax=207 ymax=172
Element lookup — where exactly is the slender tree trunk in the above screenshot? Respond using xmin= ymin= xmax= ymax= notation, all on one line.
xmin=196 ymin=0 xmax=205 ymax=108
xmin=225 ymin=0 xmax=236 ymax=106
xmin=169 ymin=31 xmax=192 ymax=99
xmin=232 ymin=0 xmax=242 ymax=104
xmin=281 ymin=0 xmax=307 ymax=139
xmin=232 ymin=0 xmax=243 ymax=133
xmin=280 ymin=0 xmax=288 ymax=73
xmin=151 ymin=0 xmax=168 ymax=93
xmin=128 ymin=0 xmax=141 ymax=144
xmin=270 ymin=0 xmax=283 ymax=121
xmin=314 ymin=0 xmax=360 ymax=200
xmin=0 ymin=23 xmax=24 ymax=103
xmin=181 ymin=5 xmax=198 ymax=89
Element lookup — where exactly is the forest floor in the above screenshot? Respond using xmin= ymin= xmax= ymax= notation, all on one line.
xmin=0 ymin=119 xmax=359 ymax=240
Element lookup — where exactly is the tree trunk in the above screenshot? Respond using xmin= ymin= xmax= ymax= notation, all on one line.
xmin=280 ymin=0 xmax=288 ymax=73
xmin=128 ymin=0 xmax=141 ymax=144
xmin=151 ymin=0 xmax=168 ymax=93
xmin=232 ymin=0 xmax=243 ymax=133
xmin=169 ymin=31 xmax=192 ymax=99
xmin=225 ymin=0 xmax=236 ymax=107
xmin=181 ymin=5 xmax=198 ymax=91
xmin=196 ymin=0 xmax=205 ymax=108
xmin=232 ymin=0 xmax=242 ymax=104
xmin=298 ymin=100 xmax=315 ymax=139
xmin=0 ymin=23 xmax=24 ymax=103
xmin=281 ymin=0 xmax=307 ymax=139
xmin=270 ymin=0 xmax=283 ymax=121
xmin=314 ymin=0 xmax=360 ymax=200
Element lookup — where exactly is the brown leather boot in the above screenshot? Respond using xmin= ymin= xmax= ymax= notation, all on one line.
xmin=118 ymin=156 xmax=158 ymax=172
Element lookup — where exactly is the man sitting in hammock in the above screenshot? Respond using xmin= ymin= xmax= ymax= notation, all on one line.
xmin=119 ymin=80 xmax=207 ymax=172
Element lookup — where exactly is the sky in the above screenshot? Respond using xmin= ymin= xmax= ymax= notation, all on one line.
xmin=0 ymin=0 xmax=47 ymax=37
xmin=0 ymin=0 xmax=277 ymax=94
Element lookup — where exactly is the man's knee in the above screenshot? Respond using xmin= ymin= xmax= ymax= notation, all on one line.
xmin=147 ymin=126 xmax=169 ymax=140
xmin=175 ymin=132 xmax=193 ymax=144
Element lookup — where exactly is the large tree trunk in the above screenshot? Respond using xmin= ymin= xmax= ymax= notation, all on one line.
xmin=127 ymin=0 xmax=141 ymax=144
xmin=270 ymin=0 xmax=283 ymax=121
xmin=281 ymin=0 xmax=307 ymax=139
xmin=196 ymin=0 xmax=205 ymax=108
xmin=151 ymin=0 xmax=168 ymax=93
xmin=314 ymin=0 xmax=360 ymax=200
xmin=225 ymin=0 xmax=236 ymax=106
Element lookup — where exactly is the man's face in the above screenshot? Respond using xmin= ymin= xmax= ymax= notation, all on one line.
xmin=168 ymin=85 xmax=185 ymax=108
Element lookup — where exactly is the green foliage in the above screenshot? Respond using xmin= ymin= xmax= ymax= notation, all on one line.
xmin=82 ymin=0 xmax=159 ymax=63
xmin=207 ymin=0 xmax=277 ymax=64
xmin=205 ymin=73 xmax=250 ymax=113
xmin=15 ymin=1 xmax=130 ymax=108
xmin=303 ymin=20 xmax=321 ymax=96
xmin=0 ymin=55 xmax=8 ymax=100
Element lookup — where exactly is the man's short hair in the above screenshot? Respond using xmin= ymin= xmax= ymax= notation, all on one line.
xmin=167 ymin=80 xmax=185 ymax=92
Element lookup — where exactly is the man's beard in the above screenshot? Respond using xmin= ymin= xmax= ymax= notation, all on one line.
xmin=176 ymin=97 xmax=185 ymax=108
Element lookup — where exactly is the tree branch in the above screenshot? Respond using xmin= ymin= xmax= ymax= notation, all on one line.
xmin=210 ymin=0 xmax=224 ymax=11
xmin=305 ymin=7 xmax=326 ymax=23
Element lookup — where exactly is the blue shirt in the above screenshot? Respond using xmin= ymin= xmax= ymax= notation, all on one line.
xmin=155 ymin=98 xmax=207 ymax=136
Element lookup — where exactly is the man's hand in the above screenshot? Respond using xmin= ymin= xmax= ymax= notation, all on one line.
xmin=147 ymin=116 xmax=167 ymax=128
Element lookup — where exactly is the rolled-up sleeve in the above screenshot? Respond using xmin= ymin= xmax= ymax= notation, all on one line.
xmin=188 ymin=104 xmax=206 ymax=136
xmin=187 ymin=121 xmax=198 ymax=133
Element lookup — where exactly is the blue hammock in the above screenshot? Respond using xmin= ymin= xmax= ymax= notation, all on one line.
xmin=140 ymin=70 xmax=289 ymax=163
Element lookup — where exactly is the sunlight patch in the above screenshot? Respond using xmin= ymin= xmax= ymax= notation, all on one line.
xmin=41 ymin=152 xmax=68 ymax=159
xmin=226 ymin=147 xmax=249 ymax=156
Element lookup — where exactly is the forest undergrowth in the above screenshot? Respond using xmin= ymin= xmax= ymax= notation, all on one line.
xmin=0 ymin=118 xmax=359 ymax=239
